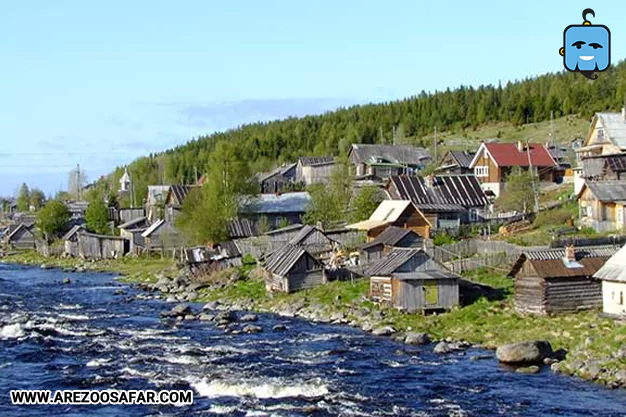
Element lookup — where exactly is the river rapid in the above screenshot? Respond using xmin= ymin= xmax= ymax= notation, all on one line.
xmin=0 ymin=263 xmax=625 ymax=416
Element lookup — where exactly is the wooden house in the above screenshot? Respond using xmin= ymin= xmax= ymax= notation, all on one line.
xmin=164 ymin=185 xmax=198 ymax=223
xmin=263 ymin=244 xmax=327 ymax=293
xmin=259 ymin=163 xmax=297 ymax=193
xmin=468 ymin=142 xmax=558 ymax=198
xmin=288 ymin=225 xmax=337 ymax=260
xmin=594 ymin=244 xmax=626 ymax=319
xmin=508 ymin=245 xmax=618 ymax=315
xmin=437 ymin=150 xmax=475 ymax=174
xmin=141 ymin=219 xmax=184 ymax=253
xmin=118 ymin=217 xmax=149 ymax=253
xmin=360 ymin=226 xmax=423 ymax=264
xmin=577 ymin=181 xmax=626 ymax=232
xmin=323 ymin=227 xmax=366 ymax=250
xmin=348 ymin=144 xmax=431 ymax=178
xmin=295 ymin=156 xmax=335 ymax=185
xmin=146 ymin=185 xmax=170 ymax=222
xmin=347 ymin=200 xmax=431 ymax=240
xmin=62 ymin=225 xmax=85 ymax=257
xmin=387 ymin=174 xmax=489 ymax=231
xmin=577 ymin=107 xmax=626 ymax=159
xmin=581 ymin=153 xmax=626 ymax=182
xmin=5 ymin=223 xmax=36 ymax=250
xmin=366 ymin=248 xmax=459 ymax=312
xmin=78 ymin=232 xmax=128 ymax=260
xmin=239 ymin=192 xmax=311 ymax=229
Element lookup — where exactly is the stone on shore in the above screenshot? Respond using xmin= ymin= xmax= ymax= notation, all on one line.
xmin=170 ymin=303 xmax=192 ymax=317
xmin=203 ymin=301 xmax=221 ymax=311
xmin=433 ymin=341 xmax=453 ymax=354
xmin=496 ymin=341 xmax=553 ymax=365
xmin=404 ymin=332 xmax=431 ymax=345
xmin=372 ymin=326 xmax=395 ymax=336
xmin=198 ymin=313 xmax=214 ymax=322
xmin=215 ymin=311 xmax=236 ymax=322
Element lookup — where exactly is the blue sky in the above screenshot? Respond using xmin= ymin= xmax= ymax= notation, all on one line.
xmin=0 ymin=0 xmax=624 ymax=196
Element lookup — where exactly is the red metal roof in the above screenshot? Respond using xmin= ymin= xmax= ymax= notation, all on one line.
xmin=482 ymin=143 xmax=557 ymax=167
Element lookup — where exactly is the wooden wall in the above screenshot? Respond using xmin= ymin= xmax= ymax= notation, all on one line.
xmin=392 ymin=278 xmax=458 ymax=312
xmin=473 ymin=149 xmax=500 ymax=183
xmin=545 ymin=277 xmax=602 ymax=314
xmin=78 ymin=234 xmax=127 ymax=260
xmin=10 ymin=227 xmax=36 ymax=250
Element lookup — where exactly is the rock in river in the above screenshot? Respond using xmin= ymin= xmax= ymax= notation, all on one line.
xmin=242 ymin=324 xmax=263 ymax=334
xmin=404 ymin=332 xmax=431 ymax=345
xmin=170 ymin=303 xmax=192 ymax=317
xmin=496 ymin=341 xmax=553 ymax=365
xmin=433 ymin=341 xmax=453 ymax=354
xmin=516 ymin=366 xmax=540 ymax=374
xmin=272 ymin=324 xmax=288 ymax=332
xmin=239 ymin=313 xmax=258 ymax=322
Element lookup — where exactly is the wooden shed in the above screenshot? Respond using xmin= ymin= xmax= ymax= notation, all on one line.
xmin=360 ymin=226 xmax=423 ymax=264
xmin=288 ymin=225 xmax=337 ymax=260
xmin=141 ymin=219 xmax=184 ymax=254
xmin=509 ymin=245 xmax=618 ymax=315
xmin=347 ymin=200 xmax=432 ymax=240
xmin=263 ymin=244 xmax=327 ymax=293
xmin=5 ymin=223 xmax=36 ymax=250
xmin=62 ymin=225 xmax=85 ymax=257
xmin=118 ymin=217 xmax=149 ymax=254
xmin=366 ymin=248 xmax=459 ymax=312
xmin=78 ymin=232 xmax=128 ymax=260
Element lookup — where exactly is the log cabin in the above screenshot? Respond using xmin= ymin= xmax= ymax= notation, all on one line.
xmin=78 ymin=232 xmax=128 ymax=260
xmin=348 ymin=144 xmax=431 ymax=178
xmin=62 ymin=225 xmax=85 ymax=257
xmin=5 ymin=223 xmax=36 ymax=250
xmin=367 ymin=248 xmax=459 ymax=313
xmin=437 ymin=150 xmax=475 ymax=174
xmin=239 ymin=192 xmax=311 ymax=229
xmin=141 ymin=219 xmax=184 ymax=254
xmin=468 ymin=141 xmax=558 ymax=198
xmin=508 ymin=245 xmax=618 ymax=315
xmin=577 ymin=181 xmax=626 ymax=232
xmin=259 ymin=163 xmax=297 ymax=193
xmin=288 ymin=225 xmax=337 ymax=260
xmin=118 ymin=217 xmax=149 ymax=254
xmin=346 ymin=200 xmax=432 ymax=240
xmin=594 ymin=244 xmax=626 ymax=319
xmin=263 ymin=243 xmax=326 ymax=293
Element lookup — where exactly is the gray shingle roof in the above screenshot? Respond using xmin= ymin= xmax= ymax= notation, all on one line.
xmin=298 ymin=156 xmax=334 ymax=166
xmin=361 ymin=226 xmax=420 ymax=250
xmin=448 ymin=151 xmax=475 ymax=168
xmin=597 ymin=112 xmax=626 ymax=148
xmin=265 ymin=223 xmax=304 ymax=235
xmin=228 ymin=219 xmax=258 ymax=239
xmin=169 ymin=185 xmax=197 ymax=206
xmin=62 ymin=225 xmax=84 ymax=241
xmin=586 ymin=181 xmax=626 ymax=202
xmin=264 ymin=244 xmax=315 ymax=276
xmin=364 ymin=248 xmax=423 ymax=276
xmin=240 ymin=192 xmax=311 ymax=214
xmin=118 ymin=216 xmax=147 ymax=230
xmin=394 ymin=270 xmax=459 ymax=281
xmin=522 ymin=246 xmax=618 ymax=260
xmin=594 ymin=244 xmax=626 ymax=282
xmin=388 ymin=174 xmax=489 ymax=211
xmin=350 ymin=144 xmax=431 ymax=166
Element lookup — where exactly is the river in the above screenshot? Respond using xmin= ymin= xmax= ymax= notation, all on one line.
xmin=0 ymin=263 xmax=625 ymax=416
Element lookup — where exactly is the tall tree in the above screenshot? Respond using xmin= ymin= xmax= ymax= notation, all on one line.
xmin=37 ymin=200 xmax=71 ymax=242
xmin=85 ymin=199 xmax=111 ymax=235
xmin=349 ymin=185 xmax=383 ymax=222
xmin=16 ymin=183 xmax=30 ymax=212
xmin=495 ymin=168 xmax=537 ymax=214
xmin=29 ymin=188 xmax=46 ymax=211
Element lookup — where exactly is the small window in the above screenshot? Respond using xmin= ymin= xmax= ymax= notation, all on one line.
xmin=474 ymin=166 xmax=489 ymax=178
xmin=469 ymin=208 xmax=479 ymax=222
xmin=597 ymin=128 xmax=604 ymax=141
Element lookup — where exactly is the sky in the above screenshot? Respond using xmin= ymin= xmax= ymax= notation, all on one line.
xmin=1 ymin=0 xmax=624 ymax=196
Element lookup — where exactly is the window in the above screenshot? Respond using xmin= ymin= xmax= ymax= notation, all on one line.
xmin=474 ymin=166 xmax=489 ymax=177
xmin=597 ymin=128 xmax=605 ymax=141
xmin=620 ymin=291 xmax=624 ymax=306
xmin=469 ymin=208 xmax=478 ymax=222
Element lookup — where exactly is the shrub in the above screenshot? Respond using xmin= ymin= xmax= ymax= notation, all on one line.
xmin=433 ymin=232 xmax=456 ymax=246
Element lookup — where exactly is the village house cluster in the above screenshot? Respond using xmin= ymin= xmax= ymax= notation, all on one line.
xmin=3 ymin=110 xmax=626 ymax=320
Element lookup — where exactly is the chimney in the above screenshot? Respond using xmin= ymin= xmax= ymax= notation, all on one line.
xmin=565 ymin=243 xmax=576 ymax=263
xmin=517 ymin=140 xmax=524 ymax=152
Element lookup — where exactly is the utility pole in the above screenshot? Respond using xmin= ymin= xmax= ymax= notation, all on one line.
xmin=434 ymin=125 xmax=438 ymax=163
xmin=550 ymin=110 xmax=557 ymax=165
xmin=525 ymin=140 xmax=540 ymax=213
xmin=76 ymin=164 xmax=81 ymax=201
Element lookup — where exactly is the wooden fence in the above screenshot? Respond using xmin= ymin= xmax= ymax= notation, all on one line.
xmin=35 ymin=240 xmax=64 ymax=258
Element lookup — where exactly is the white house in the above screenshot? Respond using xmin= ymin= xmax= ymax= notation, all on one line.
xmin=593 ymin=244 xmax=626 ymax=319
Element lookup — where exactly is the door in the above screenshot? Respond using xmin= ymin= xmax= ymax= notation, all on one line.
xmin=423 ymin=281 xmax=438 ymax=306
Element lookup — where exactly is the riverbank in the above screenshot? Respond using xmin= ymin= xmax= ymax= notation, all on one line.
xmin=2 ymin=251 xmax=625 ymax=388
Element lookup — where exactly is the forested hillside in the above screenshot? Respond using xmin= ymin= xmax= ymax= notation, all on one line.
xmin=109 ymin=61 xmax=626 ymax=205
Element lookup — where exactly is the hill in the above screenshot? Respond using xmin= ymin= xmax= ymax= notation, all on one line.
xmin=106 ymin=60 xmax=626 ymax=205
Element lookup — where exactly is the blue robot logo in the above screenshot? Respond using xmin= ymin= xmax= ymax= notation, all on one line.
xmin=560 ymin=8 xmax=610 ymax=80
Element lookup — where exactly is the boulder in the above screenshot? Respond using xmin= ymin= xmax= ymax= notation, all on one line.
xmin=372 ymin=326 xmax=395 ymax=336
xmin=516 ymin=365 xmax=540 ymax=374
xmin=242 ymin=324 xmax=263 ymax=334
xmin=614 ymin=370 xmax=626 ymax=385
xmin=183 ymin=314 xmax=195 ymax=321
xmin=496 ymin=341 xmax=553 ymax=365
xmin=62 ymin=278 xmax=71 ymax=285
xmin=470 ymin=354 xmax=493 ymax=362
xmin=165 ymin=296 xmax=177 ymax=303
xmin=239 ymin=314 xmax=259 ymax=322
xmin=272 ymin=324 xmax=288 ymax=332
xmin=170 ymin=304 xmax=192 ymax=317
xmin=405 ymin=332 xmax=431 ymax=345
xmin=433 ymin=341 xmax=453 ymax=354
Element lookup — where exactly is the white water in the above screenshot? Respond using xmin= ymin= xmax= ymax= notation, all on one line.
xmin=192 ymin=377 xmax=329 ymax=399
xmin=0 ymin=323 xmax=25 ymax=339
